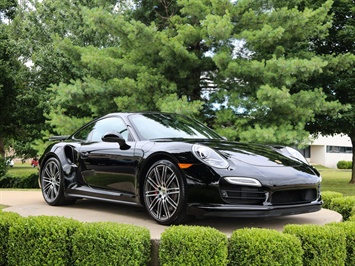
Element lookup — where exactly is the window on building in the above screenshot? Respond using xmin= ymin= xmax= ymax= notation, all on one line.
xmin=326 ymin=146 xmax=353 ymax=153
xmin=298 ymin=146 xmax=311 ymax=158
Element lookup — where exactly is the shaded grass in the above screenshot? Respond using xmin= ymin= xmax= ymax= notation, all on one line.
xmin=314 ymin=165 xmax=355 ymax=197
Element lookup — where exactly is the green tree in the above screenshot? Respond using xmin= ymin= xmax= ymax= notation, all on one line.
xmin=14 ymin=0 xmax=347 ymax=159
xmin=0 ymin=0 xmax=29 ymax=159
xmin=46 ymin=0 xmax=343 ymax=142
xmin=301 ymin=0 xmax=355 ymax=182
xmin=211 ymin=0 xmax=344 ymax=146
xmin=11 ymin=0 xmax=120 ymax=153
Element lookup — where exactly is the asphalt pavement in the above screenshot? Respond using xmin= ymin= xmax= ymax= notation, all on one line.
xmin=0 ymin=190 xmax=342 ymax=239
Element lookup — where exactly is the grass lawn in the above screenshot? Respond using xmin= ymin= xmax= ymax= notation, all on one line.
xmin=314 ymin=165 xmax=355 ymax=197
xmin=6 ymin=161 xmax=38 ymax=177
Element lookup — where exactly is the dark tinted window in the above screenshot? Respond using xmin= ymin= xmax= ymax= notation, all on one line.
xmin=327 ymin=146 xmax=353 ymax=153
xmin=73 ymin=116 xmax=129 ymax=142
xmin=128 ymin=113 xmax=222 ymax=140
xmin=298 ymin=146 xmax=311 ymax=158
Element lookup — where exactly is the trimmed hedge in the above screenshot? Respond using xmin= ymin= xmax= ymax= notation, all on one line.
xmin=337 ymin=161 xmax=352 ymax=169
xmin=348 ymin=206 xmax=355 ymax=221
xmin=7 ymin=215 xmax=81 ymax=266
xmin=228 ymin=228 xmax=303 ymax=266
xmin=72 ymin=222 xmax=150 ymax=266
xmin=284 ymin=224 xmax=346 ymax=266
xmin=0 ymin=212 xmax=22 ymax=265
xmin=321 ymin=190 xmax=344 ymax=209
xmin=327 ymin=221 xmax=355 ymax=266
xmin=330 ymin=196 xmax=355 ymax=221
xmin=0 ymin=173 xmax=39 ymax=189
xmin=1 ymin=190 xmax=354 ymax=266
xmin=159 ymin=225 xmax=228 ymax=266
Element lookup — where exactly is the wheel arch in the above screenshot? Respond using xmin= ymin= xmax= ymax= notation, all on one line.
xmin=39 ymin=144 xmax=78 ymax=188
xmin=39 ymin=152 xmax=61 ymax=177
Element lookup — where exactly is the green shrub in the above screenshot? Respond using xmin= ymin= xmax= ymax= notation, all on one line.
xmin=159 ymin=225 xmax=228 ymax=266
xmin=0 ymin=173 xmax=39 ymax=188
xmin=337 ymin=161 xmax=352 ymax=169
xmin=0 ymin=212 xmax=22 ymax=266
xmin=284 ymin=224 xmax=346 ymax=266
xmin=322 ymin=191 xmax=344 ymax=209
xmin=7 ymin=215 xmax=80 ymax=266
xmin=327 ymin=222 xmax=355 ymax=266
xmin=228 ymin=228 xmax=303 ymax=266
xmin=0 ymin=157 xmax=6 ymax=176
xmin=348 ymin=206 xmax=355 ymax=221
xmin=72 ymin=222 xmax=150 ymax=266
xmin=330 ymin=196 xmax=355 ymax=221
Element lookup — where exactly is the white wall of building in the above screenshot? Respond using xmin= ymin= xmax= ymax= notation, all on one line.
xmin=311 ymin=134 xmax=352 ymax=146
xmin=309 ymin=145 xmax=326 ymax=165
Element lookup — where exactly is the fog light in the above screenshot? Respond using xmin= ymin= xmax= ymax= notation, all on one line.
xmin=221 ymin=190 xmax=228 ymax=197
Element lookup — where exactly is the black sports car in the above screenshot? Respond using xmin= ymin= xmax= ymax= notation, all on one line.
xmin=39 ymin=112 xmax=322 ymax=225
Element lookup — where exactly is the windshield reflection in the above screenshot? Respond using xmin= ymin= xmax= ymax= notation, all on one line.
xmin=128 ymin=113 xmax=222 ymax=140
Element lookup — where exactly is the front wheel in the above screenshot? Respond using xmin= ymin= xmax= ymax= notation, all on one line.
xmin=40 ymin=157 xmax=75 ymax=206
xmin=143 ymin=160 xmax=188 ymax=225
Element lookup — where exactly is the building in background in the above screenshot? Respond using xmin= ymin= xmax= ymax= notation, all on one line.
xmin=300 ymin=134 xmax=352 ymax=168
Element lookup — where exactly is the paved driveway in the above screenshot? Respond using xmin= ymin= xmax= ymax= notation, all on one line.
xmin=1 ymin=190 xmax=342 ymax=239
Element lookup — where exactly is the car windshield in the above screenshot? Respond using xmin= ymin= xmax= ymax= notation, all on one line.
xmin=128 ymin=113 xmax=222 ymax=140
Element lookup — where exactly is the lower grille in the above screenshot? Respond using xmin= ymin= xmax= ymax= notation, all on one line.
xmin=271 ymin=189 xmax=317 ymax=205
xmin=221 ymin=186 xmax=266 ymax=205
xmin=220 ymin=178 xmax=318 ymax=205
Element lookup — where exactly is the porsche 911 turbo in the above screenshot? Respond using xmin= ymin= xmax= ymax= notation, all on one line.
xmin=39 ymin=112 xmax=322 ymax=225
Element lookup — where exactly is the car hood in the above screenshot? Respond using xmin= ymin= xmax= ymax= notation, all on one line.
xmin=152 ymin=139 xmax=306 ymax=168
xmin=196 ymin=140 xmax=319 ymax=185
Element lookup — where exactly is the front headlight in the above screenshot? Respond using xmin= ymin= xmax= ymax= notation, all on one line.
xmin=192 ymin=144 xmax=229 ymax=169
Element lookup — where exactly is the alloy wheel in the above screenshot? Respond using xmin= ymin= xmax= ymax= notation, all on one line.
xmin=144 ymin=161 xmax=182 ymax=223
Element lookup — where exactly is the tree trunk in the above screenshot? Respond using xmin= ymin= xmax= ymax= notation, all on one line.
xmin=349 ymin=130 xmax=355 ymax=184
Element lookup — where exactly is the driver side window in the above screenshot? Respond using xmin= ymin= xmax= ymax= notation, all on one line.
xmin=73 ymin=117 xmax=129 ymax=142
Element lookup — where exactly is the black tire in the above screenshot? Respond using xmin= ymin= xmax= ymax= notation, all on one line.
xmin=40 ymin=157 xmax=75 ymax=206
xmin=143 ymin=159 xmax=188 ymax=225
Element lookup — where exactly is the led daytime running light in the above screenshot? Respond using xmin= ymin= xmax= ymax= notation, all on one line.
xmin=225 ymin=177 xmax=262 ymax=187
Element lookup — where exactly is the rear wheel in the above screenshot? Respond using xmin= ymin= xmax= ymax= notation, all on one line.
xmin=143 ymin=160 xmax=188 ymax=225
xmin=40 ymin=157 xmax=75 ymax=206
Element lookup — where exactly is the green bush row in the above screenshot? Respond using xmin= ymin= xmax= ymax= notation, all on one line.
xmin=284 ymin=224 xmax=346 ymax=266
xmin=1 ymin=211 xmax=355 ymax=266
xmin=322 ymin=190 xmax=355 ymax=221
xmin=337 ymin=160 xmax=353 ymax=169
xmin=0 ymin=213 xmax=151 ymax=266
xmin=160 ymin=226 xmax=228 ymax=265
xmin=0 ymin=173 xmax=39 ymax=189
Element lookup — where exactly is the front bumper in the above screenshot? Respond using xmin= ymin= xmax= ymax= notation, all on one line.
xmin=188 ymin=200 xmax=322 ymax=218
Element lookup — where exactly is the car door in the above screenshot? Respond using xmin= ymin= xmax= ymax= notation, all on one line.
xmin=74 ymin=115 xmax=138 ymax=198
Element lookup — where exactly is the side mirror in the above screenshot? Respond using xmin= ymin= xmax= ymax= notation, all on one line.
xmin=102 ymin=132 xmax=131 ymax=150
